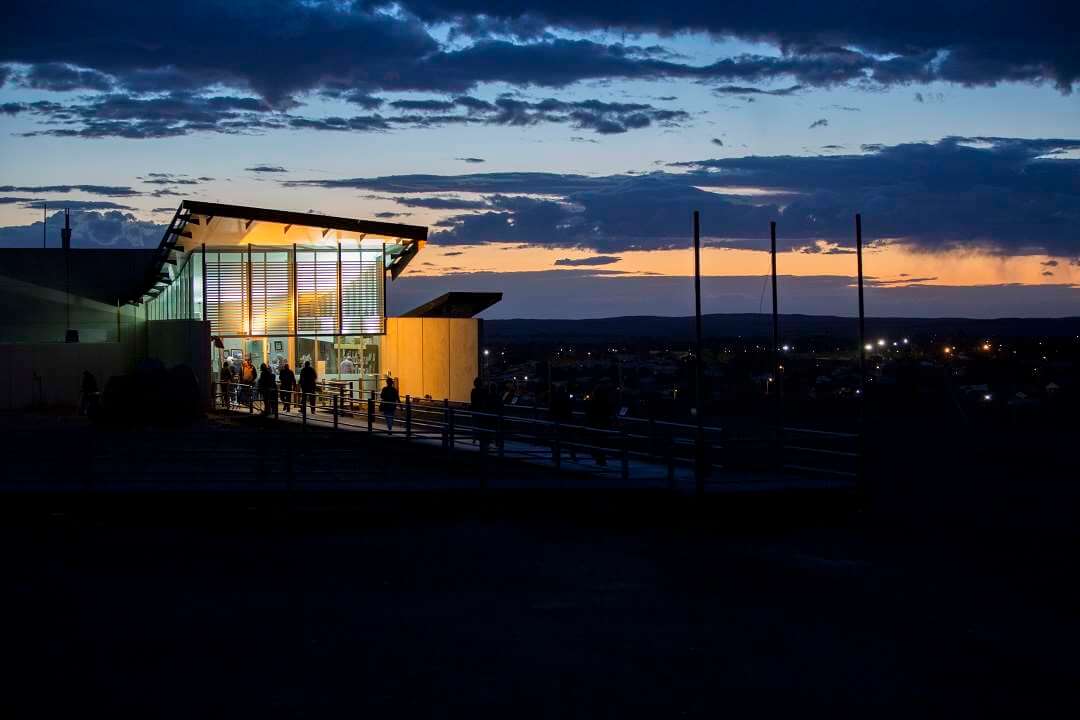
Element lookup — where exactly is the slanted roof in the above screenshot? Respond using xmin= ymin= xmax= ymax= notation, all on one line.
xmin=180 ymin=200 xmax=427 ymax=243
xmin=400 ymin=292 xmax=503 ymax=318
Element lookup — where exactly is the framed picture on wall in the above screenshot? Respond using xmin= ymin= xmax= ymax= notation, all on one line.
xmin=273 ymin=341 xmax=283 ymax=352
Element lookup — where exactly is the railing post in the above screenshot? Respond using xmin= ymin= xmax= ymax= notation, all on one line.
xmin=301 ymin=396 xmax=307 ymax=428
xmin=248 ymin=385 xmax=254 ymax=414
xmin=497 ymin=408 xmax=505 ymax=458
xmin=553 ymin=420 xmax=561 ymax=469
xmin=367 ymin=397 xmax=374 ymax=433
xmin=620 ymin=426 xmax=629 ymax=481
xmin=442 ymin=398 xmax=450 ymax=449
xmin=447 ymin=404 xmax=455 ymax=452
xmin=332 ymin=395 xmax=339 ymax=429
xmin=666 ymin=430 xmax=675 ymax=490
xmin=405 ymin=395 xmax=412 ymax=440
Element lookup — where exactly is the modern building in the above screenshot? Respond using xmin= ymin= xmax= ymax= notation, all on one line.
xmin=0 ymin=201 xmax=499 ymax=408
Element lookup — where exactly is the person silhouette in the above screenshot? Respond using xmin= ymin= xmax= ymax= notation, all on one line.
xmin=299 ymin=360 xmax=318 ymax=414
xmin=380 ymin=376 xmax=400 ymax=433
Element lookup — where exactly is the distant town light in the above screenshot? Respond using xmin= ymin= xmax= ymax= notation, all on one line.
xmin=944 ymin=346 xmax=953 ymax=354
xmin=982 ymin=343 xmax=991 ymax=351
xmin=983 ymin=393 xmax=993 ymax=401
xmin=864 ymin=343 xmax=873 ymax=351
xmin=781 ymin=344 xmax=790 ymax=352
xmin=902 ymin=338 xmax=909 ymax=344
xmin=877 ymin=339 xmax=886 ymax=347
xmin=483 ymin=349 xmax=490 ymax=356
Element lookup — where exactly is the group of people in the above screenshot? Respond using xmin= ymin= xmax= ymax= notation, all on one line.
xmin=219 ymin=357 xmax=318 ymax=416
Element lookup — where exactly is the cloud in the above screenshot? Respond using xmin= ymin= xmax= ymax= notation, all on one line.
xmin=711 ymin=138 xmax=724 ymax=147
xmin=1 ymin=0 xmax=1071 ymax=145
xmin=554 ymin=255 xmax=622 ymax=266
xmin=246 ymin=164 xmax=288 ymax=173
xmin=12 ymin=89 xmax=684 ymax=138
xmin=0 ymin=210 xmax=162 ymax=248
xmin=393 ymin=196 xmax=492 ymax=210
xmin=374 ymin=211 xmax=408 ymax=218
xmin=393 ymin=2 xmax=1080 ymax=92
xmin=809 ymin=118 xmax=829 ymax=129
xmin=712 ymin=84 xmax=803 ymax=96
xmin=1041 ymin=259 xmax=1058 ymax=267
xmin=456 ymin=157 xmax=486 ymax=163
xmin=289 ymin=136 xmax=1080 ymax=255
xmin=0 ymin=184 xmax=140 ymax=197
xmin=15 ymin=199 xmax=136 ymax=211
xmin=21 ymin=63 xmax=113 ymax=91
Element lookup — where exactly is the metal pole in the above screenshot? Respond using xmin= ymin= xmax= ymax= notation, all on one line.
xmin=771 ymin=221 xmax=783 ymax=467
xmin=405 ymin=395 xmax=412 ymax=440
xmin=856 ymin=214 xmax=866 ymax=395
xmin=42 ymin=202 xmax=46 ymax=248
xmin=693 ymin=210 xmax=705 ymax=497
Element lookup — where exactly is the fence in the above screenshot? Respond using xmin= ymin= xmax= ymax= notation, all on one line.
xmin=214 ymin=382 xmax=860 ymax=487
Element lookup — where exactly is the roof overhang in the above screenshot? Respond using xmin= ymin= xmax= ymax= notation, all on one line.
xmin=400 ymin=292 xmax=503 ymax=318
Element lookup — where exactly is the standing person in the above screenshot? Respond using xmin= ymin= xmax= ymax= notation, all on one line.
xmin=470 ymin=377 xmax=489 ymax=452
xmin=257 ymin=363 xmax=278 ymax=416
xmin=219 ymin=361 xmax=234 ymax=409
xmin=79 ymin=370 xmax=98 ymax=416
xmin=380 ymin=376 xmax=400 ymax=434
xmin=299 ymin=360 xmax=318 ymax=414
xmin=550 ymin=385 xmax=577 ymax=462
xmin=239 ymin=357 xmax=256 ymax=406
xmin=278 ymin=361 xmax=296 ymax=413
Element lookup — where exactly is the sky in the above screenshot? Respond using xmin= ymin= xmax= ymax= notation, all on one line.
xmin=1 ymin=1 xmax=1078 ymax=318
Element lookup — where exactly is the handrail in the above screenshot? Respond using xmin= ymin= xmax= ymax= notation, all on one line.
xmin=212 ymin=381 xmax=860 ymax=484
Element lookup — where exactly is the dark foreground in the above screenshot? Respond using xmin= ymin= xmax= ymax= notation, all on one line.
xmin=2 ymin=413 xmax=1077 ymax=717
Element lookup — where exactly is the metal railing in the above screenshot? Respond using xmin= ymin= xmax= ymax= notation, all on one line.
xmin=213 ymin=381 xmax=860 ymax=487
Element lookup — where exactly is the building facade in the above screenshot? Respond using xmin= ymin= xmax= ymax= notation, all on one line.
xmin=1 ymin=201 xmax=497 ymax=408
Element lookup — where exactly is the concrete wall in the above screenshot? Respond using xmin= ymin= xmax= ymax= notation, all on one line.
xmin=381 ymin=317 xmax=479 ymax=403
xmin=0 ymin=342 xmax=132 ymax=409
xmin=147 ymin=319 xmax=212 ymax=403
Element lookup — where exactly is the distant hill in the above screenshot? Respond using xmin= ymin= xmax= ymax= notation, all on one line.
xmin=484 ymin=313 xmax=1080 ymax=343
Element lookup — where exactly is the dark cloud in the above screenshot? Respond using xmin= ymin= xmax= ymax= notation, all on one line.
xmin=1042 ymin=259 xmax=1059 ymax=267
xmin=6 ymin=3 xmax=1067 ymax=146
xmin=1042 ymin=270 xmax=1054 ymax=276
xmin=713 ymin=84 xmax=802 ymax=96
xmin=0 ymin=196 xmax=35 ymax=205
xmin=13 ymin=88 xmax=682 ymax=138
xmin=456 ymin=157 xmax=486 ymax=163
xmin=0 ymin=184 xmax=139 ymax=197
xmin=391 ymin=2 xmax=1079 ymax=91
xmin=393 ymin=196 xmax=492 ymax=210
xmin=0 ymin=210 xmax=161 ymax=248
xmin=0 ymin=65 xmax=10 ymax=87
xmin=442 ymin=251 xmax=464 ymax=256
xmin=809 ymin=118 xmax=829 ymax=129
xmin=554 ymin=255 xmax=622 ymax=266
xmin=290 ymin=136 xmax=1080 ymax=255
xmin=21 ymin=63 xmax=113 ymax=91
xmin=711 ymin=138 xmax=724 ymax=147
xmin=246 ymin=165 xmax=288 ymax=173
xmin=389 ymin=99 xmax=457 ymax=112
xmin=19 ymin=199 xmax=136 ymax=211
xmin=374 ymin=211 xmax=408 ymax=218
